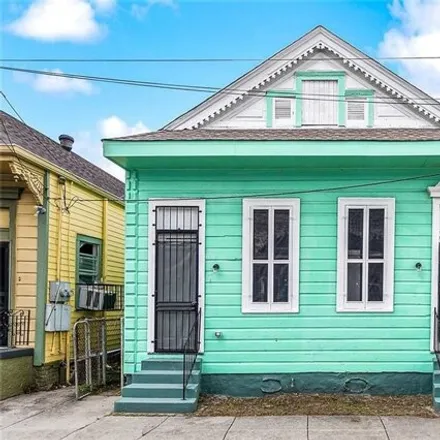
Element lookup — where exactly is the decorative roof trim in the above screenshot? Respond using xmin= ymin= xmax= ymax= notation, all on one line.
xmin=191 ymin=44 xmax=440 ymax=129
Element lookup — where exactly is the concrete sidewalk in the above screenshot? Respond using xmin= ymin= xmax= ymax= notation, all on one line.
xmin=0 ymin=388 xmax=439 ymax=439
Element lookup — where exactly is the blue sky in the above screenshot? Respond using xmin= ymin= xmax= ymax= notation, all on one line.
xmin=2 ymin=0 xmax=439 ymax=179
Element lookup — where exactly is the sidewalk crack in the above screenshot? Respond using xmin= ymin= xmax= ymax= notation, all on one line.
xmin=222 ymin=417 xmax=236 ymax=440
xmin=379 ymin=416 xmax=391 ymax=440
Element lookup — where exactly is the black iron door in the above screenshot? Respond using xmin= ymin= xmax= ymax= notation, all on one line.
xmin=154 ymin=206 xmax=200 ymax=353
xmin=0 ymin=242 xmax=10 ymax=346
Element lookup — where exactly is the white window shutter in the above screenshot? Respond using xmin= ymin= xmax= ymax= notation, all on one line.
xmin=347 ymin=98 xmax=366 ymax=121
xmin=302 ymin=80 xmax=338 ymax=125
xmin=274 ymin=99 xmax=292 ymax=119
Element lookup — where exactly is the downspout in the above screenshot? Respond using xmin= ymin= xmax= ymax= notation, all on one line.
xmin=34 ymin=171 xmax=49 ymax=366
xmin=102 ymin=199 xmax=108 ymax=283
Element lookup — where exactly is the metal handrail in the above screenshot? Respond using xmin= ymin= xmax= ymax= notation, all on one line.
xmin=0 ymin=309 xmax=31 ymax=347
xmin=434 ymin=308 xmax=440 ymax=365
xmin=182 ymin=309 xmax=201 ymax=400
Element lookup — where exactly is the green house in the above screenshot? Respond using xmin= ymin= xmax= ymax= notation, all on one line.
xmin=104 ymin=26 xmax=440 ymax=413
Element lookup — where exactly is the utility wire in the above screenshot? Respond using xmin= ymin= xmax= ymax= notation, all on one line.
xmin=3 ymin=55 xmax=440 ymax=62
xmin=48 ymin=171 xmax=440 ymax=204
xmin=2 ymin=66 xmax=440 ymax=106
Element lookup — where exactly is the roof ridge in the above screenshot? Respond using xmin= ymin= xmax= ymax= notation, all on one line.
xmin=0 ymin=110 xmax=124 ymax=199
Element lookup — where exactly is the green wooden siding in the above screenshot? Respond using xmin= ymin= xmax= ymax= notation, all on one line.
xmin=123 ymin=168 xmax=437 ymax=375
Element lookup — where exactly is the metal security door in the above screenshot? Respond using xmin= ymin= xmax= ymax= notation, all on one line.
xmin=154 ymin=205 xmax=201 ymax=353
xmin=0 ymin=242 xmax=10 ymax=346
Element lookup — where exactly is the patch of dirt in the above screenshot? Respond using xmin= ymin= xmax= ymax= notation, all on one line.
xmin=195 ymin=393 xmax=438 ymax=418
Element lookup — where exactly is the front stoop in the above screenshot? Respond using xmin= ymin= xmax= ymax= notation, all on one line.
xmin=434 ymin=358 xmax=440 ymax=412
xmin=114 ymin=358 xmax=201 ymax=413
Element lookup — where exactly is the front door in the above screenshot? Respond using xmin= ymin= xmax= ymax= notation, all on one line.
xmin=0 ymin=242 xmax=10 ymax=346
xmin=152 ymin=202 xmax=204 ymax=353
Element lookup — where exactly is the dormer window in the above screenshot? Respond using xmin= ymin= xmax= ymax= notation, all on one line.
xmin=346 ymin=97 xmax=367 ymax=127
xmin=301 ymin=80 xmax=338 ymax=126
xmin=273 ymin=98 xmax=293 ymax=127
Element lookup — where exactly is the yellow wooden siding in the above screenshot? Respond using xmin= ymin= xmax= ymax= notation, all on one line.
xmin=14 ymin=189 xmax=38 ymax=346
xmin=45 ymin=175 xmax=124 ymax=363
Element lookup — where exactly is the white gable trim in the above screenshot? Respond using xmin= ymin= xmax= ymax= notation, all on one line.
xmin=164 ymin=26 xmax=440 ymax=130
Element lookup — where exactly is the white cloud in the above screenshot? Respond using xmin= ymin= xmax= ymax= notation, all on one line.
xmin=74 ymin=116 xmax=149 ymax=182
xmin=131 ymin=0 xmax=177 ymax=20
xmin=7 ymin=0 xmax=106 ymax=42
xmin=98 ymin=115 xmax=149 ymax=139
xmin=92 ymin=0 xmax=116 ymax=12
xmin=15 ymin=69 xmax=95 ymax=95
xmin=378 ymin=0 xmax=440 ymax=96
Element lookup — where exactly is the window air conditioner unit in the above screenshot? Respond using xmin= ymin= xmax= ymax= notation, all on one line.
xmin=78 ymin=285 xmax=104 ymax=311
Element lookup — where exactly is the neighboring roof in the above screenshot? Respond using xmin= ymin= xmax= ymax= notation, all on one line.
xmin=107 ymin=128 xmax=440 ymax=142
xmin=0 ymin=111 xmax=124 ymax=199
xmin=162 ymin=26 xmax=440 ymax=130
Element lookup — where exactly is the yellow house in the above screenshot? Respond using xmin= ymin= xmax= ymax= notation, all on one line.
xmin=0 ymin=111 xmax=125 ymax=399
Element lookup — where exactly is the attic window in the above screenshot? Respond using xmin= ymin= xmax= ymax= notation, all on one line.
xmin=274 ymin=99 xmax=292 ymax=119
xmin=347 ymin=98 xmax=367 ymax=123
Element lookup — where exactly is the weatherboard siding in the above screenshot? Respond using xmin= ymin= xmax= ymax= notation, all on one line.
xmin=124 ymin=168 xmax=435 ymax=374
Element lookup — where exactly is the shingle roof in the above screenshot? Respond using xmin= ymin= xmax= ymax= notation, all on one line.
xmin=0 ymin=111 xmax=124 ymax=199
xmin=108 ymin=128 xmax=440 ymax=142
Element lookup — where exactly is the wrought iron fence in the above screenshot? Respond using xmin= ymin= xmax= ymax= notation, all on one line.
xmin=0 ymin=309 xmax=31 ymax=347
xmin=76 ymin=283 xmax=124 ymax=311
xmin=182 ymin=308 xmax=201 ymax=400
xmin=72 ymin=317 xmax=122 ymax=399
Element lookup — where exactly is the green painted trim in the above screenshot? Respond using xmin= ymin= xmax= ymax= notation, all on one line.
xmin=345 ymin=89 xmax=375 ymax=97
xmin=295 ymin=71 xmax=346 ymax=78
xmin=104 ymin=140 xmax=440 ymax=159
xmin=367 ymin=95 xmax=374 ymax=128
xmin=292 ymin=71 xmax=346 ymax=127
xmin=0 ymin=188 xmax=22 ymax=200
xmin=338 ymin=74 xmax=346 ymax=127
xmin=201 ymin=373 xmax=432 ymax=397
xmin=76 ymin=234 xmax=103 ymax=281
xmin=35 ymin=171 xmax=49 ymax=366
xmin=266 ymin=96 xmax=273 ymax=128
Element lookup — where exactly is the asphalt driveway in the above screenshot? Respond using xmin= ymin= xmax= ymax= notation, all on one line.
xmin=0 ymin=388 xmax=439 ymax=439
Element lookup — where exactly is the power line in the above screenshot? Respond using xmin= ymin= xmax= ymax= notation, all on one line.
xmin=2 ymin=66 xmax=440 ymax=106
xmin=48 ymin=171 xmax=440 ymax=204
xmin=0 ymin=92 xmax=25 ymax=123
xmin=3 ymin=55 xmax=440 ymax=63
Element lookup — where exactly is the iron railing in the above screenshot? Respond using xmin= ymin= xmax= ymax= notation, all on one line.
xmin=0 ymin=309 xmax=31 ymax=347
xmin=76 ymin=283 xmax=124 ymax=311
xmin=182 ymin=308 xmax=201 ymax=400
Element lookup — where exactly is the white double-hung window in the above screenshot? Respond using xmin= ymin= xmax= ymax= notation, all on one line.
xmin=337 ymin=198 xmax=395 ymax=312
xmin=242 ymin=199 xmax=300 ymax=313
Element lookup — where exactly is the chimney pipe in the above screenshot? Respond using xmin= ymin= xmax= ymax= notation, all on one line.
xmin=59 ymin=134 xmax=74 ymax=152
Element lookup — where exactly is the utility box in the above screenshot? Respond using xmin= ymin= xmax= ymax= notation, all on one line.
xmin=45 ymin=304 xmax=71 ymax=332
xmin=49 ymin=281 xmax=71 ymax=303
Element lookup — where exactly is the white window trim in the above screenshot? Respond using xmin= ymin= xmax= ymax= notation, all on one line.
xmin=147 ymin=199 xmax=205 ymax=353
xmin=242 ymin=198 xmax=300 ymax=313
xmin=273 ymin=97 xmax=294 ymax=127
xmin=337 ymin=198 xmax=395 ymax=313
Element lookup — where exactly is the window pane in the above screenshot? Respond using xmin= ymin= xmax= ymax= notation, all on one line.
xmin=369 ymin=209 xmax=385 ymax=259
xmin=274 ymin=209 xmax=289 ymax=260
xmin=253 ymin=209 xmax=268 ymax=260
xmin=347 ymin=263 xmax=363 ymax=302
xmin=368 ymin=263 xmax=384 ymax=302
xmin=348 ymin=209 xmax=363 ymax=259
xmin=252 ymin=264 xmax=268 ymax=302
xmin=273 ymin=264 xmax=289 ymax=302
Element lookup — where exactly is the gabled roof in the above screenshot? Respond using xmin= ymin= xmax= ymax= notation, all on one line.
xmin=0 ymin=111 xmax=124 ymax=199
xmin=163 ymin=26 xmax=440 ymax=130
xmin=108 ymin=128 xmax=440 ymax=142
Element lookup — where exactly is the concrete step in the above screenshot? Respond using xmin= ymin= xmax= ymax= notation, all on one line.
xmin=434 ymin=397 xmax=440 ymax=412
xmin=141 ymin=358 xmax=202 ymax=371
xmin=433 ymin=383 xmax=440 ymax=399
xmin=131 ymin=369 xmax=201 ymax=384
xmin=122 ymin=382 xmax=199 ymax=399
xmin=114 ymin=397 xmax=198 ymax=414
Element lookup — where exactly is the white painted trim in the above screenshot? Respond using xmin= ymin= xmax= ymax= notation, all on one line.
xmin=147 ymin=199 xmax=206 ymax=354
xmin=273 ymin=97 xmax=294 ymax=127
xmin=337 ymin=198 xmax=395 ymax=313
xmin=242 ymin=198 xmax=300 ymax=313
xmin=430 ymin=198 xmax=440 ymax=352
